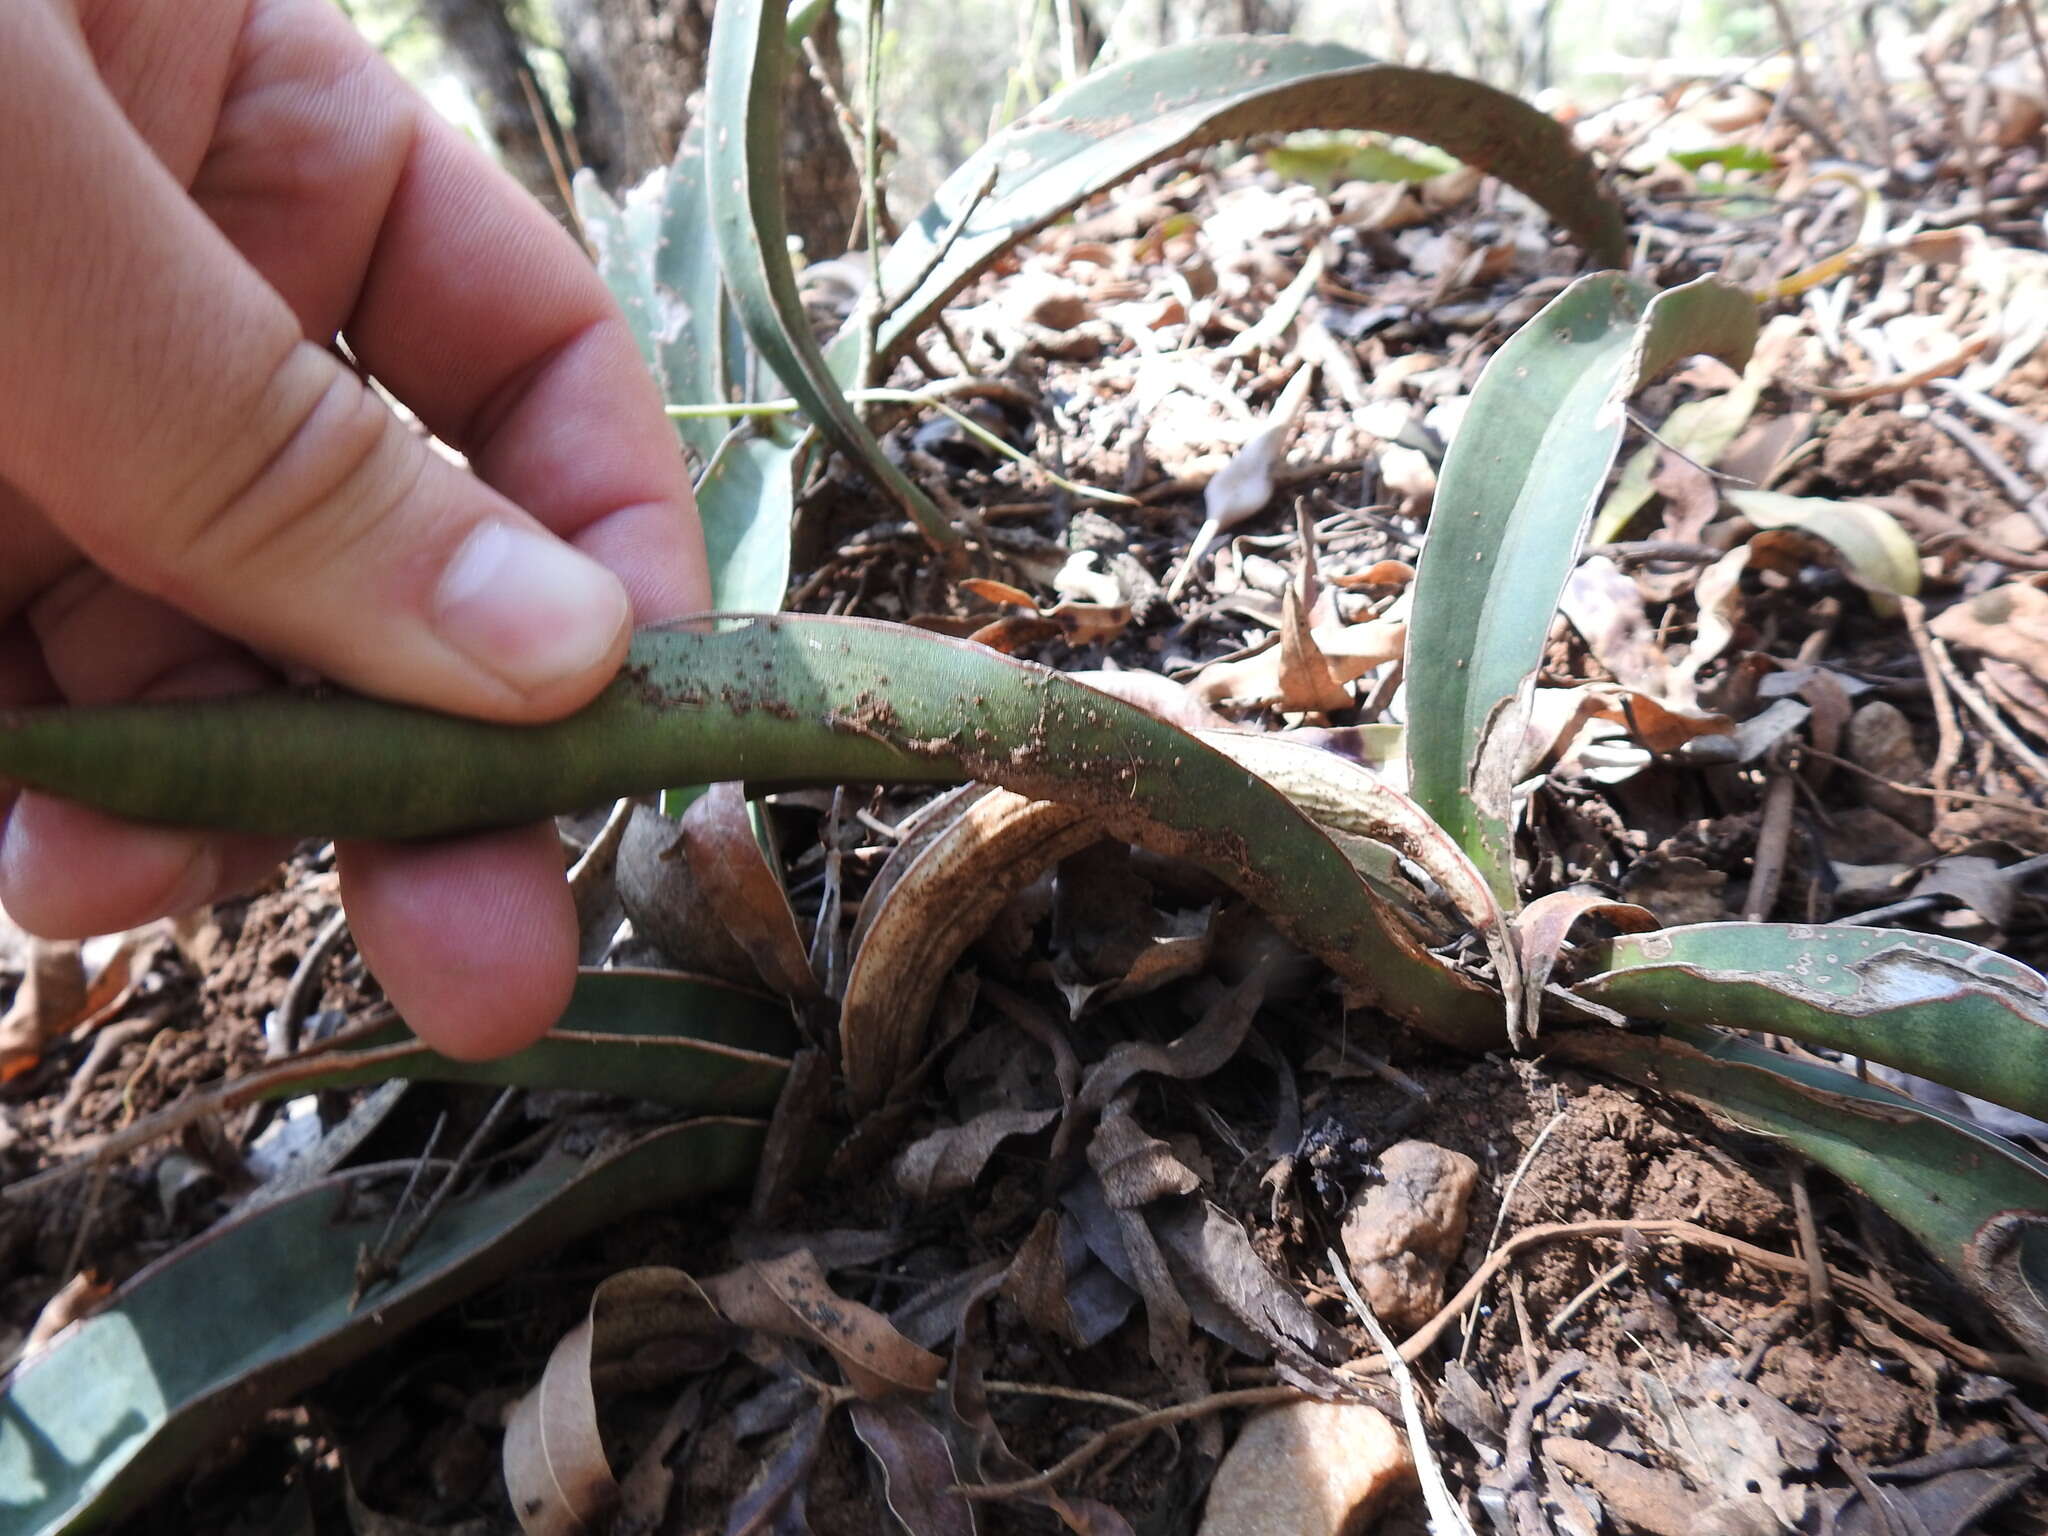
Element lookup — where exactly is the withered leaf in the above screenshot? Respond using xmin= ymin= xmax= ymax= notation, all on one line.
xmin=894 ymin=1106 xmax=1059 ymax=1201
xmin=848 ymin=1399 xmax=979 ymax=1536
xmin=706 ymin=1251 xmax=944 ymax=1399
xmin=681 ymin=783 xmax=820 ymax=1003
xmin=1087 ymin=1101 xmax=1202 ymax=1209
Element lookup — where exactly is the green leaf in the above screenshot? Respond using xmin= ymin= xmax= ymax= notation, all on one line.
xmin=1670 ymin=143 xmax=1777 ymax=175
xmin=1555 ymin=1022 xmax=2048 ymax=1368
xmin=1263 ymin=132 xmax=1459 ymax=190
xmin=0 ymin=619 xmax=1504 ymax=1059
xmin=291 ymin=968 xmax=796 ymax=1111
xmin=0 ymin=1117 xmax=766 ymax=1536
xmin=1404 ymin=274 xmax=1758 ymax=907
xmin=1588 ymin=372 xmax=1763 ymax=545
xmin=1573 ymin=922 xmax=2048 ymax=1126
xmin=697 ymin=426 xmax=800 ymax=615
xmin=574 ymin=167 xmax=669 ymax=396
xmin=653 ymin=119 xmax=744 ymax=466
xmin=1723 ymin=488 xmax=1920 ymax=618
xmin=705 ymin=0 xmax=959 ymax=549
xmin=838 ymin=36 xmax=1629 ymax=381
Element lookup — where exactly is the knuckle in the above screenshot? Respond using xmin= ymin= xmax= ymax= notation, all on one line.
xmin=146 ymin=346 xmax=423 ymax=602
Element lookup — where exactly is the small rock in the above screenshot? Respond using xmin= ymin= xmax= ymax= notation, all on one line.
xmin=1340 ymin=1140 xmax=1479 ymax=1331
xmin=1005 ymin=270 xmax=1092 ymax=332
xmin=1846 ymin=701 xmax=1932 ymax=832
xmin=1826 ymin=805 xmax=1936 ymax=866
xmin=1198 ymin=1401 xmax=1414 ymax=1536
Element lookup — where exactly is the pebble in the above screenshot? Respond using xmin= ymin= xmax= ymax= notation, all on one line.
xmin=1340 ymin=1140 xmax=1480 ymax=1332
xmin=1197 ymin=1401 xmax=1414 ymax=1536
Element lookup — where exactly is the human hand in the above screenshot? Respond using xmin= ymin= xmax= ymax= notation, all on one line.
xmin=0 ymin=0 xmax=709 ymax=1058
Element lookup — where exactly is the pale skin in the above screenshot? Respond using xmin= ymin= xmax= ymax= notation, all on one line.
xmin=0 ymin=0 xmax=711 ymax=1058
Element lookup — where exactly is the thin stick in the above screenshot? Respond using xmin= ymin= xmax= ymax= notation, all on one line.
xmin=1545 ymin=1260 xmax=1629 ymax=1338
xmin=668 ymin=389 xmax=1137 ymax=506
xmin=1363 ymin=1219 xmax=2037 ymax=1384
xmin=1802 ymin=748 xmax=2048 ymax=824
xmin=517 ymin=67 xmax=581 ymax=247
xmin=1787 ymin=1157 xmax=1836 ymax=1333
xmin=1744 ymin=767 xmax=1799 ymax=921
xmin=352 ymin=1087 xmax=521 ymax=1306
xmin=1785 ymin=334 xmax=1989 ymax=403
xmin=858 ymin=0 xmax=886 ymax=392
xmin=1899 ymin=596 xmax=1964 ymax=822
xmin=1329 ymin=1246 xmax=1480 ymax=1536
xmin=1930 ymin=638 xmax=2048 ymax=791
xmin=1928 ymin=411 xmax=2048 ymax=538
xmin=954 ymin=1386 xmax=1304 ymax=1499
xmin=1461 ymin=1101 xmax=1569 ymax=1363
xmin=963 ymin=1216 xmax=2042 ymax=1504
xmin=270 ymin=907 xmax=350 ymax=1059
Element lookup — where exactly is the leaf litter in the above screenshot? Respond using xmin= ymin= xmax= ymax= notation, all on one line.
xmin=14 ymin=21 xmax=2048 ymax=1535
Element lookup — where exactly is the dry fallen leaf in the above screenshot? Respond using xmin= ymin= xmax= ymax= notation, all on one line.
xmin=894 ymin=1105 xmax=1059 ymax=1200
xmin=1725 ymin=489 xmax=1920 ymax=616
xmin=0 ymin=937 xmax=89 ymax=1082
xmin=681 ymin=782 xmax=820 ymax=1003
xmin=1930 ymin=582 xmax=2048 ymax=688
xmin=705 ymin=1250 xmax=945 ymax=1399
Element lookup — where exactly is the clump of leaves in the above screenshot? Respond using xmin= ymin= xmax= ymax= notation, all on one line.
xmin=8 ymin=10 xmax=2048 ymax=1536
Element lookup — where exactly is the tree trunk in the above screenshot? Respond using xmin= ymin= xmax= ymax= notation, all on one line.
xmin=549 ymin=0 xmax=860 ymax=259
xmin=418 ymin=0 xmax=570 ymax=216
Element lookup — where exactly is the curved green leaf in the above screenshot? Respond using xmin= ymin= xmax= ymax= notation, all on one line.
xmin=837 ymin=36 xmax=1629 ymax=379
xmin=0 ymin=619 xmax=1502 ymax=1055
xmin=1554 ymin=1021 xmax=2048 ymax=1369
xmin=0 ymin=1118 xmax=766 ymax=1536
xmin=705 ymin=0 xmax=958 ymax=549
xmin=1404 ymin=274 xmax=1758 ymax=906
xmin=696 ymin=427 xmax=801 ymax=616
xmin=1572 ymin=922 xmax=2048 ymax=1126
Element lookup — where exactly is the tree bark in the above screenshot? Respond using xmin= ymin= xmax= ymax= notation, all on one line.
xmin=418 ymin=0 xmax=569 ymax=216
xmin=549 ymin=0 xmax=860 ymax=259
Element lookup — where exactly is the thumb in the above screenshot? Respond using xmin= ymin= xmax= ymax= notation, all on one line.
xmin=0 ymin=11 xmax=631 ymax=720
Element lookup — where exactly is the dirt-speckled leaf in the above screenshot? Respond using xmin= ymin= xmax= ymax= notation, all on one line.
xmin=833 ymin=36 xmax=1627 ymax=381
xmin=0 ymin=1119 xmax=765 ymax=1536
xmin=0 ymin=618 xmax=1505 ymax=1081
xmin=706 ymin=0 xmax=956 ymax=547
xmin=1573 ymin=923 xmax=2048 ymax=1126
xmin=1405 ymin=274 xmax=1758 ymax=907
xmin=704 ymin=1251 xmax=944 ymax=1398
xmin=1554 ymin=1022 xmax=2048 ymax=1369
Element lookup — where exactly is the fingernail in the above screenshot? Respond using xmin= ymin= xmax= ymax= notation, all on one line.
xmin=161 ymin=837 xmax=224 ymax=918
xmin=432 ymin=523 xmax=630 ymax=696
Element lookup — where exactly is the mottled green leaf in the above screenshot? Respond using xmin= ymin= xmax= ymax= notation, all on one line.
xmin=1573 ymin=922 xmax=2048 ymax=1125
xmin=0 ymin=1118 xmax=766 ymax=1536
xmin=1404 ymin=274 xmax=1757 ymax=907
xmin=0 ymin=619 xmax=1503 ymax=1066
xmin=838 ymin=36 xmax=1628 ymax=380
